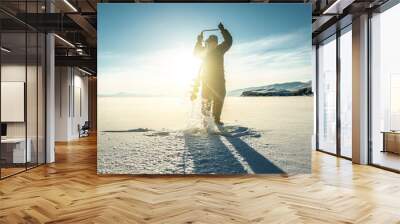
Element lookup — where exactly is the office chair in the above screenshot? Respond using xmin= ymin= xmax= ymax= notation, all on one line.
xmin=79 ymin=121 xmax=90 ymax=138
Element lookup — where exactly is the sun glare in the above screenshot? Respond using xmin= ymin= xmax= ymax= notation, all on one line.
xmin=163 ymin=48 xmax=201 ymax=93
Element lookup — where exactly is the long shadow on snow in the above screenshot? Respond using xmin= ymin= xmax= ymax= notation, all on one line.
xmin=183 ymin=127 xmax=284 ymax=174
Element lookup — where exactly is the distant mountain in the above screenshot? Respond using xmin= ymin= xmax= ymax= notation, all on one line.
xmin=228 ymin=81 xmax=312 ymax=97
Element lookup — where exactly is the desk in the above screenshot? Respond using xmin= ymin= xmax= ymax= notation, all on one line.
xmin=1 ymin=138 xmax=31 ymax=163
xmin=382 ymin=131 xmax=400 ymax=154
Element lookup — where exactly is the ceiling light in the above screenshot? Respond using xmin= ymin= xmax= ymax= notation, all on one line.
xmin=63 ymin=0 xmax=78 ymax=12
xmin=54 ymin=34 xmax=75 ymax=48
xmin=1 ymin=47 xmax=11 ymax=53
xmin=76 ymin=48 xmax=84 ymax=55
xmin=78 ymin=67 xmax=93 ymax=76
xmin=323 ymin=0 xmax=354 ymax=15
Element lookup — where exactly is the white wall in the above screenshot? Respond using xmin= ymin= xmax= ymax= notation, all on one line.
xmin=55 ymin=67 xmax=89 ymax=141
xmin=1 ymin=65 xmax=39 ymax=137
xmin=1 ymin=65 xmax=26 ymax=139
xmin=71 ymin=73 xmax=89 ymax=138
xmin=55 ymin=67 xmax=70 ymax=141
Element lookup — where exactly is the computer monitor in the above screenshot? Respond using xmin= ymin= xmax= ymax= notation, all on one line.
xmin=1 ymin=123 xmax=7 ymax=137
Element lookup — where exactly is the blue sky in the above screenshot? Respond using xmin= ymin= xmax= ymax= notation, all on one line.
xmin=98 ymin=3 xmax=311 ymax=96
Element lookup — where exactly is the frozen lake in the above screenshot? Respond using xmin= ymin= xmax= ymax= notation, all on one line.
xmin=97 ymin=96 xmax=313 ymax=174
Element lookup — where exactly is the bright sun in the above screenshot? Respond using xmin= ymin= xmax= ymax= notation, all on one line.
xmin=164 ymin=48 xmax=201 ymax=91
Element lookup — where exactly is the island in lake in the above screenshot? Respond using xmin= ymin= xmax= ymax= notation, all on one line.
xmin=228 ymin=81 xmax=312 ymax=97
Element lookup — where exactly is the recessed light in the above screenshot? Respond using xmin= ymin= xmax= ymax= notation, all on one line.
xmin=1 ymin=47 xmax=11 ymax=53
xmin=78 ymin=67 xmax=93 ymax=76
xmin=322 ymin=0 xmax=354 ymax=15
xmin=63 ymin=0 xmax=78 ymax=12
xmin=54 ymin=34 xmax=75 ymax=48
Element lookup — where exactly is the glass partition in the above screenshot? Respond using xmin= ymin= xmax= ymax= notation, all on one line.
xmin=339 ymin=27 xmax=352 ymax=158
xmin=0 ymin=1 xmax=46 ymax=179
xmin=1 ymin=30 xmax=28 ymax=177
xmin=371 ymin=3 xmax=400 ymax=171
xmin=317 ymin=35 xmax=337 ymax=154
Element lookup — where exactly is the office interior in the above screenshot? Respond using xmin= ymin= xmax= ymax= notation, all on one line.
xmin=0 ymin=0 xmax=399 ymax=177
xmin=0 ymin=0 xmax=97 ymax=179
xmin=314 ymin=0 xmax=400 ymax=172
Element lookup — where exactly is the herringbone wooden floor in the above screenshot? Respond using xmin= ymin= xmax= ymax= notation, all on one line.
xmin=1 ymin=135 xmax=400 ymax=224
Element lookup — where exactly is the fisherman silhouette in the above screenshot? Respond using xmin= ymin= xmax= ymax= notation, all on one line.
xmin=191 ymin=22 xmax=232 ymax=126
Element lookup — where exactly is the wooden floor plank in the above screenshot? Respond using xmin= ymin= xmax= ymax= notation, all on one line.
xmin=0 ymin=134 xmax=399 ymax=223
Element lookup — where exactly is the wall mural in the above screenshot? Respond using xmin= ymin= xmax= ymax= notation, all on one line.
xmin=97 ymin=3 xmax=312 ymax=174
